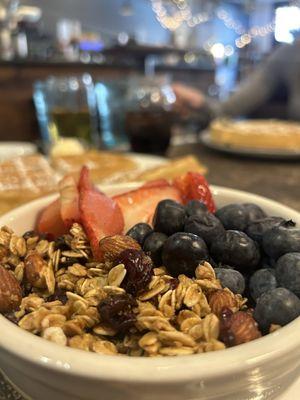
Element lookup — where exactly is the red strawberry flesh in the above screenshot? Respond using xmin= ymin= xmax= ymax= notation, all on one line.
xmin=173 ymin=172 xmax=216 ymax=213
xmin=113 ymin=183 xmax=182 ymax=233
xmin=78 ymin=167 xmax=124 ymax=260
xmin=36 ymin=198 xmax=67 ymax=237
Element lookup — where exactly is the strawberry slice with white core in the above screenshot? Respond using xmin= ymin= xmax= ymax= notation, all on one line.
xmin=59 ymin=174 xmax=80 ymax=228
xmin=78 ymin=166 xmax=124 ymax=260
xmin=36 ymin=198 xmax=67 ymax=238
xmin=113 ymin=183 xmax=182 ymax=233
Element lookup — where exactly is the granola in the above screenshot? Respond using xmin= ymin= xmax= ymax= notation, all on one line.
xmin=0 ymin=223 xmax=257 ymax=357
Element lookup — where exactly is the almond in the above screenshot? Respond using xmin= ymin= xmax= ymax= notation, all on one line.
xmin=208 ymin=289 xmax=237 ymax=317
xmin=227 ymin=311 xmax=261 ymax=346
xmin=0 ymin=265 xmax=22 ymax=313
xmin=99 ymin=235 xmax=141 ymax=262
xmin=25 ymin=252 xmax=48 ymax=289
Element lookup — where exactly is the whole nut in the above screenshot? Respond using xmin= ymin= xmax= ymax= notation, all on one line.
xmin=0 ymin=265 xmax=22 ymax=313
xmin=25 ymin=252 xmax=48 ymax=289
xmin=223 ymin=311 xmax=261 ymax=346
xmin=208 ymin=289 xmax=237 ymax=317
xmin=99 ymin=235 xmax=141 ymax=262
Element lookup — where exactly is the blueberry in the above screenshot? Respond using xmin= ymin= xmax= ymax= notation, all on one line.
xmin=143 ymin=232 xmax=168 ymax=266
xmin=210 ymin=230 xmax=260 ymax=271
xmin=249 ymin=269 xmax=277 ymax=301
xmin=215 ymin=203 xmax=266 ymax=231
xmin=254 ymin=287 xmax=300 ymax=331
xmin=214 ymin=268 xmax=245 ymax=294
xmin=153 ymin=200 xmax=187 ymax=235
xmin=162 ymin=232 xmax=209 ymax=277
xmin=275 ymin=253 xmax=300 ymax=297
xmin=246 ymin=217 xmax=285 ymax=244
xmin=262 ymin=221 xmax=300 ymax=260
xmin=184 ymin=214 xmax=225 ymax=246
xmin=215 ymin=204 xmax=248 ymax=231
xmin=185 ymin=200 xmax=208 ymax=218
xmin=243 ymin=203 xmax=267 ymax=222
xmin=126 ymin=223 xmax=153 ymax=246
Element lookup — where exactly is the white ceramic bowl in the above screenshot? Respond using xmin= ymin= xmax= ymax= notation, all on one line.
xmin=0 ymin=185 xmax=300 ymax=400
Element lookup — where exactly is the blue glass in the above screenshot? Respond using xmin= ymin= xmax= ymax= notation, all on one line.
xmin=95 ymin=80 xmax=129 ymax=149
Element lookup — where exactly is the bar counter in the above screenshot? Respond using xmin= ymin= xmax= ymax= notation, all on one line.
xmin=0 ymin=59 xmax=214 ymax=142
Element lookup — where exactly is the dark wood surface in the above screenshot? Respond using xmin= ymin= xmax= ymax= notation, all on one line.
xmin=168 ymin=140 xmax=300 ymax=211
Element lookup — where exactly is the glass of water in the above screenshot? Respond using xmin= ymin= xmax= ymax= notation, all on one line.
xmin=33 ymin=74 xmax=99 ymax=148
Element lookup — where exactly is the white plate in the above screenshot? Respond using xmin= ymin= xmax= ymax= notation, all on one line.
xmin=200 ymin=131 xmax=300 ymax=160
xmin=0 ymin=142 xmax=37 ymax=162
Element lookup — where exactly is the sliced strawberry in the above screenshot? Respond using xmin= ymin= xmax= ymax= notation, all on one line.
xmin=59 ymin=174 xmax=80 ymax=228
xmin=173 ymin=172 xmax=216 ymax=213
xmin=36 ymin=198 xmax=67 ymax=237
xmin=78 ymin=167 xmax=124 ymax=260
xmin=113 ymin=183 xmax=182 ymax=233
xmin=142 ymin=179 xmax=169 ymax=189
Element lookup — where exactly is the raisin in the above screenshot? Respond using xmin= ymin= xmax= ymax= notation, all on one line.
xmin=4 ymin=312 xmax=18 ymax=325
xmin=169 ymin=278 xmax=179 ymax=290
xmin=220 ymin=330 xmax=236 ymax=347
xmin=98 ymin=293 xmax=137 ymax=333
xmin=22 ymin=230 xmax=37 ymax=240
xmin=220 ymin=307 xmax=234 ymax=331
xmin=47 ymin=288 xmax=68 ymax=304
xmin=40 ymin=232 xmax=54 ymax=241
xmin=54 ymin=236 xmax=70 ymax=251
xmin=219 ymin=307 xmax=236 ymax=347
xmin=116 ymin=249 xmax=153 ymax=296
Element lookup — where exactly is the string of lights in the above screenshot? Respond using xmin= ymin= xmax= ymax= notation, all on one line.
xmin=151 ymin=0 xmax=296 ymax=50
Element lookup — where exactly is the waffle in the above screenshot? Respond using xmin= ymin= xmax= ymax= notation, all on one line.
xmin=51 ymin=150 xmax=138 ymax=184
xmin=0 ymin=155 xmax=58 ymax=215
xmin=210 ymin=119 xmax=300 ymax=151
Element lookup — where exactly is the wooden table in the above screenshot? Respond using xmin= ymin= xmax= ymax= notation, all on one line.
xmin=168 ymin=140 xmax=300 ymax=211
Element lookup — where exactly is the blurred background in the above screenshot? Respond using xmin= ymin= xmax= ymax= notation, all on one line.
xmin=0 ymin=0 xmax=298 ymax=150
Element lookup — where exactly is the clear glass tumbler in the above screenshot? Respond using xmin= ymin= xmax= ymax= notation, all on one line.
xmin=33 ymin=74 xmax=99 ymax=148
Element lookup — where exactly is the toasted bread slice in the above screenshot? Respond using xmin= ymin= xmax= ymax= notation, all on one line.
xmin=133 ymin=155 xmax=207 ymax=182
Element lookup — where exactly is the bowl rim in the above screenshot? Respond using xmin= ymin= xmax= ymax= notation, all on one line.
xmin=0 ymin=184 xmax=300 ymax=383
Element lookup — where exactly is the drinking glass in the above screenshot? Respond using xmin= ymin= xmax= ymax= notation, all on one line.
xmin=33 ymin=74 xmax=99 ymax=148
xmin=124 ymin=75 xmax=176 ymax=155
xmin=95 ymin=80 xmax=129 ymax=149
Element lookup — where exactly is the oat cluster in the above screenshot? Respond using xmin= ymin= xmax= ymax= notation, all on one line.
xmin=0 ymin=224 xmax=252 ymax=357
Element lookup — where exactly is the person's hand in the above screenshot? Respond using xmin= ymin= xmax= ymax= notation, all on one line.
xmin=172 ymin=82 xmax=206 ymax=119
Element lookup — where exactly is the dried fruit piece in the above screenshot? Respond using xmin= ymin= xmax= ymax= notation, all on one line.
xmin=78 ymin=167 xmax=124 ymax=260
xmin=173 ymin=172 xmax=216 ymax=213
xmin=113 ymin=183 xmax=182 ymax=232
xmin=25 ymin=252 xmax=48 ymax=289
xmin=0 ymin=265 xmax=22 ymax=313
xmin=99 ymin=235 xmax=141 ymax=262
xmin=98 ymin=293 xmax=137 ymax=333
xmin=220 ymin=310 xmax=261 ymax=346
xmin=208 ymin=289 xmax=237 ymax=317
xmin=36 ymin=198 xmax=67 ymax=238
xmin=117 ymin=249 xmax=153 ymax=296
